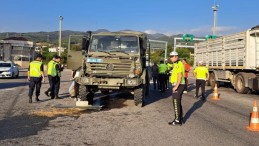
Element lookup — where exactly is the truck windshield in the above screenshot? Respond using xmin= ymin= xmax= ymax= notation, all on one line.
xmin=89 ymin=35 xmax=139 ymax=53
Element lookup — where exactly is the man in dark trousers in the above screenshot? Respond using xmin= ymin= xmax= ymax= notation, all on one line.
xmin=168 ymin=51 xmax=185 ymax=126
xmin=27 ymin=54 xmax=45 ymax=103
xmin=158 ymin=59 xmax=168 ymax=93
xmin=45 ymin=55 xmax=57 ymax=99
xmin=151 ymin=62 xmax=159 ymax=90
xmin=193 ymin=61 xmax=209 ymax=100
xmin=54 ymin=55 xmax=63 ymax=99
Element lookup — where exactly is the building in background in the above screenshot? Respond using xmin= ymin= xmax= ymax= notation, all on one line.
xmin=0 ymin=37 xmax=34 ymax=68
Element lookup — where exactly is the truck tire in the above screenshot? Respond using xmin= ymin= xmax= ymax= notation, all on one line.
xmin=78 ymin=85 xmax=94 ymax=105
xmin=235 ymin=74 xmax=250 ymax=94
xmin=134 ymin=85 xmax=145 ymax=107
xmin=209 ymin=72 xmax=217 ymax=88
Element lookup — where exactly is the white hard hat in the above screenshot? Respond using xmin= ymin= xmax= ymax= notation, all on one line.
xmin=198 ymin=60 xmax=204 ymax=65
xmin=170 ymin=51 xmax=178 ymax=56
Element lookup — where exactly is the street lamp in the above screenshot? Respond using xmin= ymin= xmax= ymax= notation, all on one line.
xmin=59 ymin=16 xmax=63 ymax=56
xmin=212 ymin=4 xmax=219 ymax=35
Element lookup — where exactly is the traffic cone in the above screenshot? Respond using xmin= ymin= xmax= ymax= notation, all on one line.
xmin=247 ymin=101 xmax=259 ymax=131
xmin=211 ymin=83 xmax=220 ymax=100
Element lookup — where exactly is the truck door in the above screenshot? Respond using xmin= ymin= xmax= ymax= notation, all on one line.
xmin=67 ymin=35 xmax=84 ymax=70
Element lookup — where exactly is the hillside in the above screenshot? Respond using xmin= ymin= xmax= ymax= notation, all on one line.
xmin=0 ymin=29 xmax=182 ymax=45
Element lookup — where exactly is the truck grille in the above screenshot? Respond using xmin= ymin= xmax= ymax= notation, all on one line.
xmin=89 ymin=62 xmax=132 ymax=72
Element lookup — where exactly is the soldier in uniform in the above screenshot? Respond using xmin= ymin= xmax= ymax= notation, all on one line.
xmin=27 ymin=54 xmax=45 ymax=103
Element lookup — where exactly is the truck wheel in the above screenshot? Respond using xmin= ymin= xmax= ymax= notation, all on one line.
xmin=78 ymin=85 xmax=94 ymax=105
xmin=235 ymin=74 xmax=250 ymax=94
xmin=134 ymin=85 xmax=145 ymax=107
xmin=209 ymin=72 xmax=217 ymax=87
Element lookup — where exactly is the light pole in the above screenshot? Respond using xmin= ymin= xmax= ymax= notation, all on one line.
xmin=212 ymin=4 xmax=219 ymax=35
xmin=59 ymin=16 xmax=63 ymax=56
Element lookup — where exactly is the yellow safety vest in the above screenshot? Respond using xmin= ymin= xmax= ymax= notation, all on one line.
xmin=194 ymin=66 xmax=208 ymax=80
xmin=170 ymin=61 xmax=185 ymax=84
xmin=47 ymin=60 xmax=57 ymax=76
xmin=159 ymin=63 xmax=168 ymax=74
xmin=29 ymin=61 xmax=42 ymax=77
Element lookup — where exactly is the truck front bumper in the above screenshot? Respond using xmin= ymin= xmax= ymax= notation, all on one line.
xmin=76 ymin=77 xmax=143 ymax=89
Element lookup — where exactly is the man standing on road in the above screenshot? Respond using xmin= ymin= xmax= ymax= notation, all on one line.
xmin=165 ymin=59 xmax=172 ymax=90
xmin=158 ymin=59 xmax=168 ymax=93
xmin=45 ymin=56 xmax=57 ymax=99
xmin=193 ymin=61 xmax=209 ymax=100
xmin=182 ymin=59 xmax=191 ymax=93
xmin=151 ymin=62 xmax=159 ymax=90
xmin=27 ymin=54 xmax=45 ymax=103
xmin=54 ymin=55 xmax=63 ymax=99
xmin=168 ymin=51 xmax=185 ymax=126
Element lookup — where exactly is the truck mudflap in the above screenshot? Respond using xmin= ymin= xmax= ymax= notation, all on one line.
xmin=248 ymin=77 xmax=259 ymax=90
xmin=76 ymin=77 xmax=143 ymax=88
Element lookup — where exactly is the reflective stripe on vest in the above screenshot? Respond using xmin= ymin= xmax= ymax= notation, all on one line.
xmin=29 ymin=61 xmax=42 ymax=77
xmin=47 ymin=60 xmax=57 ymax=76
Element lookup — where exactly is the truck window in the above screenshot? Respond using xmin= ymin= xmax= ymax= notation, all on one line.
xmin=90 ymin=36 xmax=139 ymax=53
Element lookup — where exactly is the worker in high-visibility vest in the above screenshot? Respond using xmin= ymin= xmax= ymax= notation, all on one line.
xmin=168 ymin=51 xmax=185 ymax=126
xmin=27 ymin=54 xmax=45 ymax=103
xmin=158 ymin=59 xmax=168 ymax=93
xmin=45 ymin=56 xmax=57 ymax=99
xmin=193 ymin=61 xmax=209 ymax=100
xmin=54 ymin=55 xmax=63 ymax=99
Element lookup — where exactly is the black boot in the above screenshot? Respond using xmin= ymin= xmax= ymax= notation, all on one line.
xmin=44 ymin=91 xmax=49 ymax=97
xmin=29 ymin=96 xmax=32 ymax=103
xmin=55 ymin=95 xmax=62 ymax=99
xmin=168 ymin=120 xmax=182 ymax=126
xmin=35 ymin=96 xmax=40 ymax=102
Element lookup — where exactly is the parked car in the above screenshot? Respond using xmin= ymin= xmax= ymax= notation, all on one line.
xmin=0 ymin=61 xmax=19 ymax=78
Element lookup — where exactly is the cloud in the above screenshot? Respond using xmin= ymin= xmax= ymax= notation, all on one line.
xmin=144 ymin=25 xmax=240 ymax=37
xmin=144 ymin=29 xmax=158 ymax=34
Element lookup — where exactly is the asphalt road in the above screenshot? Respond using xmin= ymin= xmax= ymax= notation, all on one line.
xmin=0 ymin=69 xmax=259 ymax=146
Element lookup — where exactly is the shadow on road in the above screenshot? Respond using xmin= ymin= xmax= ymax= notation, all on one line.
xmin=183 ymin=99 xmax=206 ymax=123
xmin=183 ymin=88 xmax=213 ymax=123
xmin=0 ymin=82 xmax=27 ymax=90
xmin=0 ymin=114 xmax=51 ymax=140
xmin=144 ymin=83 xmax=172 ymax=106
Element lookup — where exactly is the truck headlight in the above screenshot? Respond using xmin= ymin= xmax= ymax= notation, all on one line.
xmin=129 ymin=73 xmax=135 ymax=78
xmin=127 ymin=79 xmax=137 ymax=85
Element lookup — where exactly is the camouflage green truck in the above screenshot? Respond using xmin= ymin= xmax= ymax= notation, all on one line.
xmin=67 ymin=31 xmax=150 ymax=107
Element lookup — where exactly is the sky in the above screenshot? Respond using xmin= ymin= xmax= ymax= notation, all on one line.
xmin=0 ymin=0 xmax=259 ymax=36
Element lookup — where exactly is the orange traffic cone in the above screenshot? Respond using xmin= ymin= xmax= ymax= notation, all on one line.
xmin=211 ymin=83 xmax=220 ymax=100
xmin=247 ymin=101 xmax=259 ymax=131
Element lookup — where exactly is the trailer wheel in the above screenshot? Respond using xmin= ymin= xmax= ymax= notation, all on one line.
xmin=235 ymin=74 xmax=250 ymax=94
xmin=134 ymin=85 xmax=145 ymax=107
xmin=78 ymin=85 xmax=94 ymax=105
xmin=209 ymin=72 xmax=217 ymax=88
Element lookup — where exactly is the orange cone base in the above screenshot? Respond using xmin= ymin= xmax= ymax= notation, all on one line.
xmin=211 ymin=96 xmax=220 ymax=100
xmin=247 ymin=126 xmax=259 ymax=131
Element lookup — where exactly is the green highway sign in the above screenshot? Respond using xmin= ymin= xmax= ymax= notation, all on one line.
xmin=182 ymin=34 xmax=194 ymax=42
xmin=205 ymin=35 xmax=216 ymax=41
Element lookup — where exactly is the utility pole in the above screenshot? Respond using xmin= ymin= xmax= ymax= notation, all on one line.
xmin=212 ymin=4 xmax=219 ymax=35
xmin=59 ymin=16 xmax=63 ymax=56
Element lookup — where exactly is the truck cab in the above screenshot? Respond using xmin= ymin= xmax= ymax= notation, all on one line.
xmin=67 ymin=31 xmax=150 ymax=106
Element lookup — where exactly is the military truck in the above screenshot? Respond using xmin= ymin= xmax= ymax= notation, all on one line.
xmin=195 ymin=26 xmax=259 ymax=93
xmin=67 ymin=31 xmax=150 ymax=106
